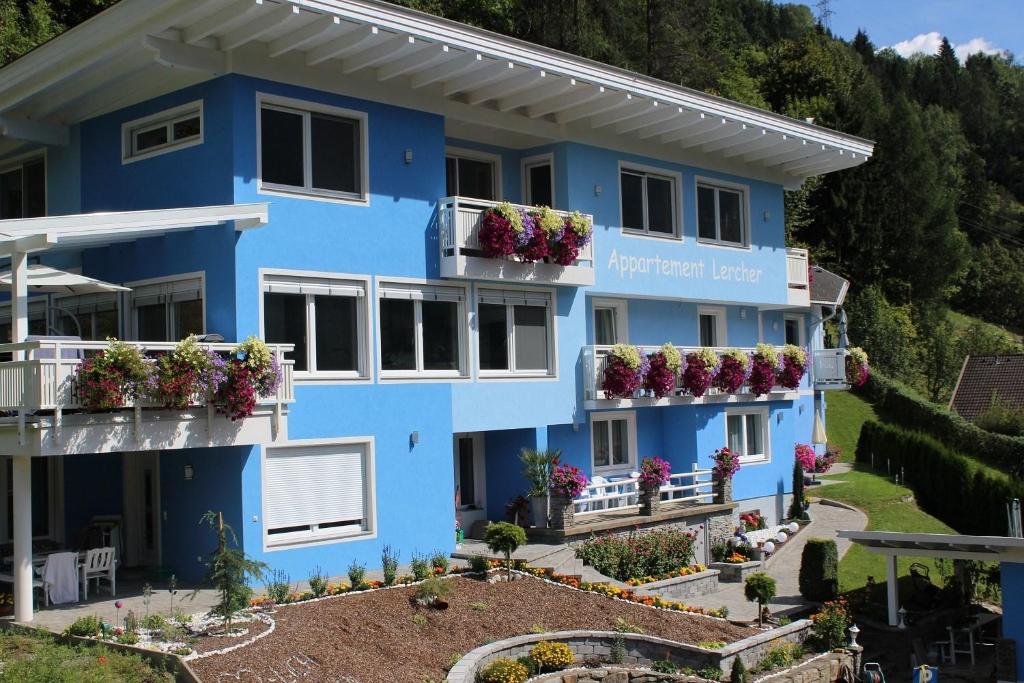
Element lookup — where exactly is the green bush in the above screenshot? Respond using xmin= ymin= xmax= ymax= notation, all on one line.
xmin=381 ymin=545 xmax=399 ymax=586
xmin=410 ymin=552 xmax=431 ymax=581
xmin=484 ymin=522 xmax=527 ymax=580
xmin=468 ymin=554 xmax=490 ymax=573
xmin=430 ymin=551 xmax=450 ymax=575
xmin=856 ymin=420 xmax=1024 ymax=535
xmin=975 ymin=395 xmax=1024 ymax=436
xmin=308 ymin=566 xmax=328 ymax=597
xmin=140 ymin=613 xmax=166 ymax=631
xmin=653 ymin=659 xmax=678 ymax=673
xmin=574 ymin=529 xmax=697 ymax=581
xmin=798 ymin=538 xmax=839 ymax=602
xmin=477 ymin=658 xmax=528 ymax=683
xmin=859 ymin=372 xmax=1024 ymax=474
xmin=744 ymin=573 xmax=776 ymax=627
xmin=264 ymin=569 xmax=291 ymax=603
xmin=753 ymin=643 xmax=804 ymax=672
xmin=63 ymin=615 xmax=102 ymax=637
xmin=729 ymin=657 xmax=747 ymax=683
xmin=347 ymin=560 xmax=366 ymax=588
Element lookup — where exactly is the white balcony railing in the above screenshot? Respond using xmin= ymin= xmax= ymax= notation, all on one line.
xmin=812 ymin=348 xmax=848 ymax=388
xmin=573 ymin=466 xmax=715 ymax=518
xmin=438 ymin=196 xmax=595 ymax=286
xmin=786 ymin=248 xmax=809 ymax=289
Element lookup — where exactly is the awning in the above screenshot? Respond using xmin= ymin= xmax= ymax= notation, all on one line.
xmin=0 ymin=265 xmax=129 ymax=295
xmin=838 ymin=530 xmax=1024 ymax=562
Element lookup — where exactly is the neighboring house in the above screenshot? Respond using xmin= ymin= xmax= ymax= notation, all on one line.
xmin=950 ymin=354 xmax=1024 ymax=421
xmin=0 ymin=0 xmax=873 ymax=621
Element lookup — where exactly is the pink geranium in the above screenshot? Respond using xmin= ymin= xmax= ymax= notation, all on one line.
xmin=638 ymin=456 xmax=672 ymax=489
xmin=794 ymin=443 xmax=816 ymax=471
xmin=550 ymin=464 xmax=588 ymax=498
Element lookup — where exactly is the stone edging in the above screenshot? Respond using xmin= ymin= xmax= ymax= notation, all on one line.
xmin=814 ymin=497 xmax=859 ymax=513
xmin=185 ymin=612 xmax=275 ymax=661
xmin=632 ymin=568 xmax=719 ymax=592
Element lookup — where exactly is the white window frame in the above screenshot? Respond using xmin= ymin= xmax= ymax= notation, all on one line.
xmin=590 ymin=410 xmax=638 ymax=474
xmin=592 ymin=298 xmax=628 ymax=346
xmin=376 ymin=277 xmax=468 ymax=380
xmin=256 ymin=93 xmax=369 ymax=205
xmin=0 ymin=149 xmax=47 ymax=218
xmin=697 ymin=305 xmax=727 ymax=347
xmin=521 ymin=152 xmax=554 ymax=207
xmin=475 ymin=286 xmax=557 ymax=379
xmin=445 ymin=146 xmax=502 ymax=200
xmin=259 ymin=268 xmax=371 ymax=382
xmin=783 ymin=314 xmax=806 ymax=347
xmin=695 ymin=176 xmax=751 ymax=248
xmin=126 ymin=271 xmax=205 ymax=341
xmin=618 ymin=161 xmax=683 ymax=239
xmin=0 ymin=455 xmax=64 ymax=544
xmin=261 ymin=437 xmax=377 ymax=551
xmin=121 ymin=100 xmax=203 ymax=164
xmin=725 ymin=407 xmax=771 ymax=465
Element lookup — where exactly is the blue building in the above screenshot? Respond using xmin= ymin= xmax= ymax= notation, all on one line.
xmin=0 ymin=0 xmax=871 ymax=622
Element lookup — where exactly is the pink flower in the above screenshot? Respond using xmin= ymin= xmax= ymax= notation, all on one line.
xmin=114 ymin=600 xmax=123 ymax=609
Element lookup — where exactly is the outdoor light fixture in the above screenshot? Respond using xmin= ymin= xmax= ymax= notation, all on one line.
xmin=848 ymin=624 xmax=860 ymax=647
xmin=184 ymin=464 xmax=194 ymax=481
xmin=404 ymin=149 xmax=413 ymax=164
xmin=594 ymin=184 xmax=602 ymax=196
xmin=776 ymin=531 xmax=788 ymax=544
xmin=787 ymin=521 xmax=799 ymax=534
xmin=762 ymin=541 xmax=776 ymax=554
xmin=739 ymin=308 xmax=747 ymax=320
xmin=410 ymin=431 xmax=419 ymax=445
xmin=897 ymin=607 xmax=908 ymax=629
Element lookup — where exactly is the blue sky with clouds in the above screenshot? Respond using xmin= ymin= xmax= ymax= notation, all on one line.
xmin=785 ymin=0 xmax=1022 ymax=62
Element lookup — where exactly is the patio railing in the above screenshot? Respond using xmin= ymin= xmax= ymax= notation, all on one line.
xmin=812 ymin=347 xmax=847 ymax=387
xmin=573 ymin=466 xmax=715 ymax=518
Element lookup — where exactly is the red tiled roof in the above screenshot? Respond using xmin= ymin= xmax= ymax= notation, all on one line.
xmin=949 ymin=355 xmax=1024 ymax=421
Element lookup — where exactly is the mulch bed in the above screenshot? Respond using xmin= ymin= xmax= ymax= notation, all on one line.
xmin=190 ymin=574 xmax=755 ymax=683
xmin=189 ymin=615 xmax=272 ymax=655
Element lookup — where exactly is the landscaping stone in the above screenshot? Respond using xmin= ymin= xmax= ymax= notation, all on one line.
xmin=638 ymin=569 xmax=720 ymax=600
xmin=709 ymin=560 xmax=763 ymax=583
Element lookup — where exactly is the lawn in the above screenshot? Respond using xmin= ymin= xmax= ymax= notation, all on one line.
xmin=0 ymin=629 xmax=174 ymax=682
xmin=824 ymin=390 xmax=877 ymax=462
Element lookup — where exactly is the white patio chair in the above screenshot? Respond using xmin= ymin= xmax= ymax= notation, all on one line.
xmin=0 ymin=556 xmax=51 ymax=606
xmin=80 ymin=547 xmax=116 ymax=600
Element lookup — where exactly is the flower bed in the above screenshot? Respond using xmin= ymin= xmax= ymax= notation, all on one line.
xmin=573 ymin=529 xmax=698 ymax=583
xmin=624 ymin=564 xmax=708 ymax=587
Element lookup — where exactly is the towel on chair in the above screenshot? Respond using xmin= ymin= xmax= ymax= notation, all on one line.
xmin=43 ymin=552 xmax=79 ymax=604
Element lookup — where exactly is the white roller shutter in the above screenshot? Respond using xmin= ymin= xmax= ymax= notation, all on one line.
xmin=378 ymin=281 xmax=464 ymax=302
xmin=262 ymin=273 xmax=365 ymax=298
xmin=54 ymin=292 xmax=118 ymax=315
xmin=478 ymin=288 xmax=550 ymax=307
xmin=132 ymin=276 xmax=203 ymax=307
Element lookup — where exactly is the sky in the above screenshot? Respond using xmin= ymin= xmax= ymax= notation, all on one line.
xmin=785 ymin=0 xmax=1022 ymax=62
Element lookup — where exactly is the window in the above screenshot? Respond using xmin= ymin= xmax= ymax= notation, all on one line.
xmin=591 ymin=411 xmax=637 ymax=472
xmin=53 ymin=293 xmax=119 ymax=340
xmin=784 ymin=315 xmax=804 ymax=347
xmin=378 ymin=281 xmax=466 ymax=377
xmin=726 ymin=409 xmax=770 ymax=464
xmin=262 ymin=272 xmax=368 ymax=378
xmin=698 ymin=307 xmax=726 ymax=347
xmin=593 ymin=299 xmax=627 ymax=346
xmin=122 ymin=101 xmax=203 ymax=162
xmin=446 ymin=150 xmax=498 ymax=200
xmin=697 ymin=182 xmax=747 ymax=246
xmin=0 ymin=156 xmax=45 ymax=219
xmin=477 ymin=288 xmax=555 ymax=376
xmin=258 ymin=96 xmax=366 ymax=201
xmin=620 ymin=167 xmax=677 ymax=236
xmin=523 ymin=155 xmax=554 ymax=207
xmin=129 ymin=275 xmax=204 ymax=342
xmin=263 ymin=440 xmax=375 ymax=547
xmin=1 ymin=456 xmax=61 ymax=542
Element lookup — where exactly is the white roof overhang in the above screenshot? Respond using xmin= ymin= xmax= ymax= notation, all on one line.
xmin=0 ymin=0 xmax=873 ymax=187
xmin=839 ymin=530 xmax=1024 ymax=563
xmin=0 ymin=203 xmax=268 ymax=258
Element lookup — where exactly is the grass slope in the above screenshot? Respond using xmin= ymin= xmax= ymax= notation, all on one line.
xmin=0 ymin=629 xmax=174 ymax=682
xmin=824 ymin=391 xmax=877 ymax=462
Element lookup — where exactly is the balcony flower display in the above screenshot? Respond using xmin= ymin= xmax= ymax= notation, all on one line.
xmin=845 ymin=347 xmax=869 ymax=387
xmin=643 ymin=343 xmax=681 ymax=399
xmin=712 ymin=446 xmax=741 ymax=480
xmin=516 ymin=210 xmax=549 ymax=263
xmin=549 ymin=211 xmax=593 ymax=266
xmin=75 ymin=338 xmax=153 ymax=411
xmin=549 ymin=463 xmax=588 ymax=498
xmin=478 ymin=202 xmax=523 ymax=258
xmin=214 ymin=337 xmax=282 ymax=421
xmin=777 ymin=344 xmax=808 ymax=390
xmin=638 ymin=456 xmax=672 ymax=490
xmin=149 ymin=335 xmax=227 ymax=409
xmin=681 ymin=347 xmax=718 ymax=398
xmin=748 ymin=343 xmax=780 ymax=397
xmin=794 ymin=443 xmax=817 ymax=471
xmin=602 ymin=343 xmax=645 ymax=399
xmin=713 ymin=348 xmax=750 ymax=393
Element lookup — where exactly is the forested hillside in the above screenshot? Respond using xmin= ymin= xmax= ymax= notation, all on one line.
xmin=2 ymin=0 xmax=1023 ymax=402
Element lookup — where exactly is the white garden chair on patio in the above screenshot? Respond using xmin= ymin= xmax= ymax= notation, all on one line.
xmin=80 ymin=547 xmax=116 ymax=600
xmin=0 ymin=555 xmax=53 ymax=606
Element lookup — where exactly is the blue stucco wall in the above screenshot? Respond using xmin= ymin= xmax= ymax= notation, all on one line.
xmin=62 ymin=453 xmax=122 ymax=545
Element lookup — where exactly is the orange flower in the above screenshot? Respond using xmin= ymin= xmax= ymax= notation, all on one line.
xmin=98 ymin=656 xmax=107 ymax=665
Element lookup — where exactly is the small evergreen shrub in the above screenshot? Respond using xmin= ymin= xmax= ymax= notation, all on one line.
xmin=477 ymin=657 xmax=528 ymax=683
xmin=484 ymin=522 xmax=527 ymax=580
xmin=730 ymin=656 xmax=747 ymax=683
xmin=799 ymin=538 xmax=839 ymax=601
xmin=744 ymin=573 xmax=777 ymax=627
xmin=529 ymin=641 xmax=574 ymax=671
xmin=64 ymin=615 xmax=102 ymax=637
xmin=413 ymin=576 xmax=452 ymax=605
xmin=468 ymin=554 xmax=490 ymax=573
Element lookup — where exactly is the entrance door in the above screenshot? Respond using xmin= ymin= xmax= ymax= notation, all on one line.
xmin=123 ymin=452 xmax=161 ymax=567
xmin=454 ymin=434 xmax=486 ymax=528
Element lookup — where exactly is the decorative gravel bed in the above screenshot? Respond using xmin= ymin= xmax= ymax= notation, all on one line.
xmin=190 ymin=575 xmax=756 ymax=683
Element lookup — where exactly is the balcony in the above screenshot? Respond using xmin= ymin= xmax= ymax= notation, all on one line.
xmin=0 ymin=340 xmax=295 ymax=456
xmin=583 ymin=344 xmax=800 ymax=409
xmin=786 ymin=247 xmax=810 ymax=307
xmin=812 ymin=348 xmax=849 ymax=390
xmin=438 ymin=196 xmax=596 ymax=286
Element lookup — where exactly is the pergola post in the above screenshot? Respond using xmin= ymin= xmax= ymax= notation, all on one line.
xmin=10 ymin=250 xmax=27 ymax=359
xmin=886 ymin=553 xmax=899 ymax=626
xmin=12 ymin=454 xmax=32 ymax=622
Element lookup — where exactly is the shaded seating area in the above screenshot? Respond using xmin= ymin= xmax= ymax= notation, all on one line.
xmin=0 ymin=545 xmax=117 ymax=607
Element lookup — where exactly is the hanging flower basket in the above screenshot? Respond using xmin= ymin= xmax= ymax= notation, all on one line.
xmin=713 ymin=349 xmax=749 ymax=394
xmin=602 ymin=343 xmax=645 ymax=399
xmin=643 ymin=344 xmax=681 ymax=399
xmin=845 ymin=347 xmax=869 ymax=387
xmin=149 ymin=335 xmax=227 ymax=409
xmin=214 ymin=337 xmax=282 ymax=421
xmin=75 ymin=338 xmax=153 ymax=411
xmin=748 ymin=343 xmax=780 ymax=397
xmin=478 ymin=202 xmax=523 ymax=258
xmin=549 ymin=211 xmax=592 ymax=266
xmin=777 ymin=344 xmax=808 ymax=390
xmin=681 ymin=348 xmax=718 ymax=398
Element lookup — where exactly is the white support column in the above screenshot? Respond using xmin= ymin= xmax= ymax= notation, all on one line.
xmin=12 ymin=454 xmax=33 ymax=622
xmin=886 ymin=553 xmax=899 ymax=626
xmin=10 ymin=251 xmax=27 ymax=360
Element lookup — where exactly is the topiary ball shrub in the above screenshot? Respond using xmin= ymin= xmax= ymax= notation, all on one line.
xmin=798 ymin=538 xmax=838 ymax=602
xmin=529 ymin=641 xmax=574 ymax=672
xmin=478 ymin=657 xmax=529 ymax=683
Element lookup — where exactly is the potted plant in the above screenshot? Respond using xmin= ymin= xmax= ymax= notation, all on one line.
xmin=643 ymin=343 xmax=681 ymax=399
xmin=478 ymin=202 xmax=523 ymax=258
xmin=519 ymin=448 xmax=560 ymax=528
xmin=150 ymin=335 xmax=226 ymax=409
xmin=777 ymin=344 xmax=808 ymax=389
xmin=602 ymin=343 xmax=646 ymax=399
xmin=548 ymin=211 xmax=592 ymax=266
xmin=638 ymin=456 xmax=671 ymax=515
xmin=516 ymin=210 xmax=548 ymax=263
xmin=712 ymin=446 xmax=741 ymax=504
xmin=548 ymin=463 xmax=588 ymax=529
xmin=214 ymin=337 xmax=282 ymax=421
xmin=845 ymin=347 xmax=869 ymax=387
xmin=748 ymin=343 xmax=779 ymax=397
xmin=682 ymin=347 xmax=718 ymax=397
xmin=713 ymin=348 xmax=749 ymax=394
xmin=75 ymin=338 xmax=153 ymax=411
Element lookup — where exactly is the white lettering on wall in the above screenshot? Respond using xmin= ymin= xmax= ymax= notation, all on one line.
xmin=606 ymin=249 xmax=763 ymax=284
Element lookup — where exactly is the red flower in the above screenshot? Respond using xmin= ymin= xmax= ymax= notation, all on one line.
xmin=98 ymin=655 xmax=107 ymax=665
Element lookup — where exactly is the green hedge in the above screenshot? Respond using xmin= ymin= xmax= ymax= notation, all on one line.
xmin=856 ymin=420 xmax=1024 ymax=535
xmin=798 ymin=538 xmax=838 ymax=602
xmin=857 ymin=372 xmax=1024 ymax=474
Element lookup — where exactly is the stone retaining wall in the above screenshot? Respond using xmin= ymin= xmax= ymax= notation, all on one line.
xmin=709 ymin=560 xmax=763 ymax=583
xmin=636 ymin=569 xmax=720 ymax=600
xmin=447 ymin=621 xmax=812 ymax=682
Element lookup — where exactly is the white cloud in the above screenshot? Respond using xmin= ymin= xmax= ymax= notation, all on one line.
xmin=887 ymin=31 xmax=1006 ymax=61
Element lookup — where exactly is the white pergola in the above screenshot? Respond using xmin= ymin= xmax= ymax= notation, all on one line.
xmin=1 ymin=203 xmax=267 ymax=623
xmin=838 ymin=530 xmax=1024 ymax=627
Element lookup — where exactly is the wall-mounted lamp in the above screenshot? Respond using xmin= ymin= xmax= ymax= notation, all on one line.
xmin=184 ymin=464 xmax=194 ymax=481
xmin=404 ymin=149 xmax=413 ymax=164
xmin=772 ymin=321 xmax=779 ymax=331
xmin=739 ymin=308 xmax=747 ymax=320
xmin=763 ymin=210 xmax=771 ymax=222
xmin=410 ymin=431 xmax=420 ymax=446
xmin=594 ymin=184 xmax=602 ymax=196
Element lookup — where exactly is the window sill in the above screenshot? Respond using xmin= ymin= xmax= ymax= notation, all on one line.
xmin=122 ymin=137 xmax=203 ymax=165
xmin=696 ymin=238 xmax=750 ymax=250
xmin=380 ymin=372 xmax=470 ymax=382
xmin=258 ymin=184 xmax=369 ymax=207
xmin=295 ymin=372 xmax=371 ymax=384
xmin=737 ymin=456 xmax=769 ymax=466
xmin=265 ymin=528 xmax=374 ymax=550
xmin=620 ymin=228 xmax=682 ymax=241
xmin=592 ymin=466 xmax=637 ymax=477
xmin=477 ymin=371 xmax=557 ymax=381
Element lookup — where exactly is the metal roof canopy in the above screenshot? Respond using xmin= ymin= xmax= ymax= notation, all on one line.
xmin=0 ymin=203 xmax=268 ymax=258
